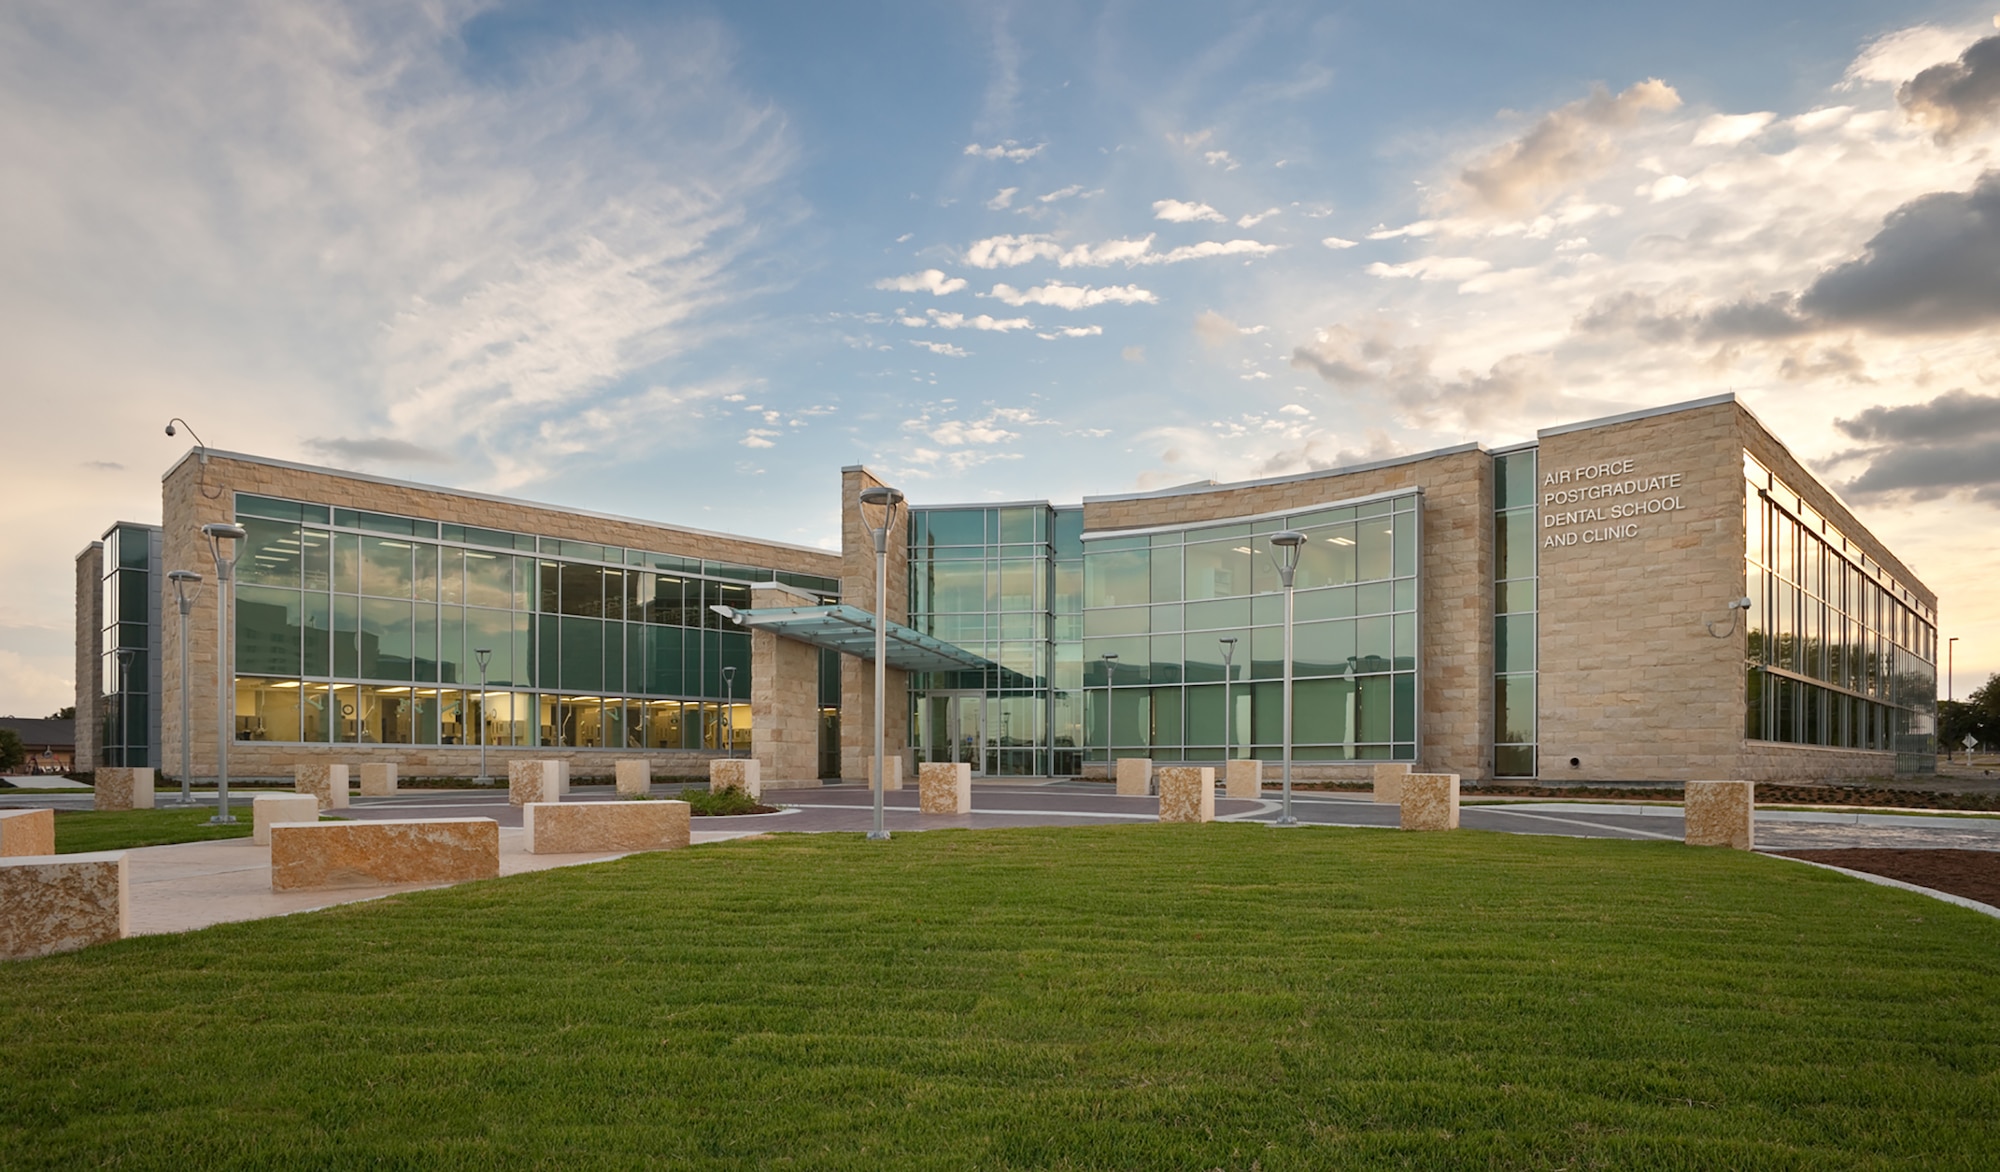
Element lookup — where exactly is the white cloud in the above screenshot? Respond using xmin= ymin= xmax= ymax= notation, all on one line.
xmin=874 ymin=269 xmax=967 ymax=296
xmin=1153 ymin=199 xmax=1227 ymax=223
xmin=1038 ymin=185 xmax=1096 ymax=203
xmin=1238 ymin=208 xmax=1280 ymax=227
xmin=1194 ymin=310 xmax=1267 ymax=346
xmin=910 ymin=340 xmax=969 ymax=357
xmin=1204 ymin=150 xmax=1240 ymax=170
xmin=1844 ymin=24 xmax=1983 ymax=86
xmin=1279 ymin=404 xmax=1310 ymax=415
xmin=1693 ymin=111 xmax=1777 ymax=146
xmin=964 ymin=234 xmax=1063 ymax=268
xmin=1037 ymin=325 xmax=1102 ymax=339
xmin=910 ymin=308 xmax=1034 ymax=331
xmin=740 ymin=428 xmax=778 ymax=449
xmin=986 ymin=187 xmax=1019 ymax=210
xmin=1366 ymin=256 xmax=1493 ymax=282
xmin=964 ymin=140 xmax=1046 ymax=162
xmin=1321 ymin=236 xmax=1358 ymax=249
xmin=987 ymin=281 xmax=1157 ymax=309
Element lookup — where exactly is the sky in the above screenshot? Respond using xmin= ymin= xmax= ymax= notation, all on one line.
xmin=4 ymin=0 xmax=2000 ymax=718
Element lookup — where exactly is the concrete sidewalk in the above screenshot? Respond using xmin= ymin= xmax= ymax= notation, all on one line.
xmin=121 ymin=824 xmax=768 ymax=938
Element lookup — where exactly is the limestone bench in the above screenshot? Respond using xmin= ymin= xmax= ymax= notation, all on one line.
xmin=523 ymin=800 xmax=690 ymax=854
xmin=710 ymin=758 xmax=762 ymax=799
xmin=1372 ymin=763 xmax=1411 ymax=805
xmin=358 ymin=763 xmax=399 ymax=796
xmin=918 ymin=762 xmax=972 ymax=814
xmin=253 ymin=793 xmax=321 ymax=845
xmin=1685 ymin=781 xmax=1754 ymax=849
xmin=1224 ymin=760 xmax=1261 ymax=800
xmin=1400 ymin=772 xmax=1460 ymax=831
xmin=509 ymin=760 xmax=562 ymax=806
xmin=294 ymin=763 xmax=349 ymax=810
xmin=1 ymin=851 xmax=128 ymax=960
xmin=614 ymin=759 xmax=651 ymax=798
xmin=1115 ymin=757 xmax=1153 ymax=797
xmin=270 ymin=818 xmax=499 ymax=891
xmin=0 ymin=808 xmax=55 ymax=857
xmin=1158 ymin=766 xmax=1215 ymax=823
xmin=94 ymin=767 xmax=154 ymax=811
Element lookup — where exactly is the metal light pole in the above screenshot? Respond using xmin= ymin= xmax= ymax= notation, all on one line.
xmin=722 ymin=665 xmax=737 ymax=758
xmin=859 ymin=484 xmax=905 ymax=842
xmin=1100 ymin=652 xmax=1118 ymax=780
xmin=1269 ymin=530 xmax=1306 ymax=828
xmin=112 ymin=647 xmax=134 ymax=769
xmin=473 ymin=648 xmax=492 ymax=785
xmin=1948 ymin=637 xmax=1957 ymax=702
xmin=167 ymin=570 xmax=203 ymax=806
xmin=1219 ymin=637 xmax=1238 ymax=763
xmin=202 ymin=522 xmax=248 ymax=824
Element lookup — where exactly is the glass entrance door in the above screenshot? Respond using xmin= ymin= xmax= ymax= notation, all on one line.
xmin=922 ymin=692 xmax=986 ymax=776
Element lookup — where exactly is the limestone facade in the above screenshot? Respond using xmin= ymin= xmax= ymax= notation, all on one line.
xmin=94 ymin=768 xmax=155 ymax=811
xmin=752 ymin=627 xmax=823 ymax=782
xmin=1157 ymin=766 xmax=1216 ymax=823
xmin=523 ymin=800 xmax=690 ymax=854
xmin=0 ymin=851 xmax=128 ymax=960
xmin=1684 ymin=780 xmax=1755 ymax=849
xmin=918 ymin=762 xmax=972 ymax=814
xmin=0 ymin=809 xmax=56 ymax=857
xmin=270 ymin=818 xmax=500 ymax=890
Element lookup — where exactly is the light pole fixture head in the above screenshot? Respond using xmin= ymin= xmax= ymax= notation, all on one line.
xmin=858 ymin=485 xmax=906 ymax=552
xmin=202 ymin=522 xmax=249 ymax=578
xmin=722 ymin=666 xmax=736 ymax=684
xmin=168 ymin=569 xmax=203 ymax=609
xmin=474 ymin=647 xmax=492 ymax=671
xmin=201 ymin=522 xmax=248 ymax=541
xmin=1269 ymin=529 xmax=1306 ymax=587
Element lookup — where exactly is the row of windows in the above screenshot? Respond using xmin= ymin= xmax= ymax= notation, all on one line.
xmin=235 ymin=592 xmax=751 ymax=697
xmin=1080 ymin=507 xmax=1415 ymax=608
xmin=1494 ymin=449 xmax=1539 ymax=778
xmin=1746 ymin=670 xmax=1923 ymax=752
xmin=1083 ymin=612 xmax=1418 ymax=685
xmin=232 ymin=676 xmax=753 ymax=751
xmin=1079 ymin=678 xmax=1417 ymax=760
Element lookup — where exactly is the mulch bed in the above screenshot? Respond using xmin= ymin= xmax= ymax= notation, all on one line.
xmin=1292 ymin=780 xmax=2000 ymax=812
xmin=1776 ymin=849 xmax=2000 ymax=908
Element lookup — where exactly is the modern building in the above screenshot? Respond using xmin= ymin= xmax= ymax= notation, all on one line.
xmin=0 ymin=717 xmax=77 ymax=774
xmin=75 ymin=394 xmax=1938 ymax=784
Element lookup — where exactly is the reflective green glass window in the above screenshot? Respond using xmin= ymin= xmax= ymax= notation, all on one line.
xmin=361 ymin=538 xmax=414 ymax=598
xmin=998 ymin=507 xmax=1036 ymax=543
xmin=464 ymin=607 xmax=509 ymax=687
xmin=413 ymin=606 xmax=439 ymax=683
xmin=1496 ymin=674 xmax=1536 ymax=743
xmin=439 ymin=605 xmax=464 ymax=686
xmin=1183 ymin=629 xmax=1248 ymax=684
xmin=1184 ymin=540 xmax=1251 ymax=600
xmin=559 ymin=616 xmax=604 ymax=692
xmin=1497 ymin=613 xmax=1536 ymax=673
xmin=1355 ymin=518 xmax=1394 ymax=581
xmin=1495 ymin=451 xmax=1537 ymax=510
xmin=1296 ymin=587 xmax=1355 ymax=622
xmin=1150 ymin=687 xmax=1182 ymax=747
xmin=1251 ymin=681 xmax=1283 ymax=745
xmin=647 ymin=626 xmax=684 ymax=694
xmin=234 ymin=677 xmax=302 ymax=742
xmin=1296 ymin=527 xmax=1357 ymax=589
xmin=333 ymin=597 xmax=359 ymax=677
xmin=117 ymin=570 xmax=148 ymax=626
xmin=415 ymin=544 xmax=439 ymax=601
xmin=605 ymin=624 xmax=625 ymax=692
xmin=1355 ymin=581 xmax=1393 ymax=616
xmin=925 ymin=510 xmax=985 ymax=546
xmin=1496 ymin=511 xmax=1535 ymax=581
xmin=1150 ymin=634 xmax=1182 ymax=684
xmin=462 ymin=551 xmax=508 ymax=609
xmin=439 ymin=547 xmax=465 ymax=604
xmin=238 ymin=519 xmax=302 ymax=587
xmin=303 ymin=594 xmax=330 ymax=677
xmin=1295 ymin=619 xmax=1356 ymax=678
xmin=539 ymin=561 xmax=560 ymax=613
xmin=1250 ymin=624 xmax=1282 ymax=680
xmin=1085 ymin=549 xmax=1149 ymax=607
xmin=1186 ymin=596 xmax=1252 ymax=630
xmin=1110 ymin=688 xmax=1151 ymax=748
xmin=237 ymin=586 xmax=303 ymax=676
xmin=360 ymin=598 xmax=414 ymax=680
xmin=999 ymin=559 xmax=1040 ymax=611
xmin=1392 ymin=512 xmax=1416 ymax=577
xmin=560 ymin=563 xmax=603 ymax=618
xmin=1357 ymin=675 xmax=1393 ymax=743
xmin=648 ymin=576 xmax=686 ymax=626
xmin=1294 ymin=678 xmax=1353 ymax=744
xmin=300 ymin=530 xmax=330 ymax=591
xmin=1356 ymin=615 xmax=1393 ymax=671
xmin=1497 ymin=579 xmax=1536 ymax=614
xmin=333 ymin=534 xmax=360 ymax=594
xmin=1083 ymin=607 xmax=1147 ymax=637
xmin=1184 ymin=684 xmax=1223 ymax=745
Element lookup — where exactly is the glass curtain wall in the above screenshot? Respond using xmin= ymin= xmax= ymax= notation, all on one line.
xmin=1493 ymin=450 xmax=1538 ymax=777
xmin=100 ymin=524 xmax=162 ymax=767
xmin=905 ymin=505 xmax=1054 ymax=776
xmin=1083 ymin=494 xmax=1421 ymax=764
xmin=1742 ymin=454 xmax=1936 ymax=758
xmin=230 ymin=493 xmax=836 ymax=751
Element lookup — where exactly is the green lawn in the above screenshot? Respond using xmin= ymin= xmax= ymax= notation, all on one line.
xmin=53 ymin=807 xmax=258 ymax=853
xmin=3 ymin=825 xmax=1997 ymax=1168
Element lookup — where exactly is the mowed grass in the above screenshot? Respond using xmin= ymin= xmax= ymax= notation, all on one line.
xmin=53 ymin=806 xmax=258 ymax=853
xmin=3 ymin=825 xmax=1998 ymax=1169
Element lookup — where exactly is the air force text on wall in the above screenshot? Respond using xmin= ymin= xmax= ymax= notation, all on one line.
xmin=1542 ymin=458 xmax=1685 ymax=547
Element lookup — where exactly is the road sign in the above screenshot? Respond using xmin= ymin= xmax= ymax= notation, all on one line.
xmin=1966 ymin=733 xmax=1980 ymax=749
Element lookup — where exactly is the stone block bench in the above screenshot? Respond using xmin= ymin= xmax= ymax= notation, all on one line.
xmin=1 ymin=851 xmax=127 ymax=960
xmin=710 ymin=758 xmax=762 ymax=799
xmin=1685 ymin=781 xmax=1754 ymax=849
xmin=1115 ymin=757 xmax=1152 ymax=797
xmin=1399 ymin=773 xmax=1460 ymax=831
xmin=614 ymin=759 xmax=651 ymax=798
xmin=94 ymin=767 xmax=155 ymax=811
xmin=1158 ymin=766 xmax=1215 ymax=823
xmin=294 ymin=763 xmax=350 ymax=810
xmin=919 ymin=762 xmax=972 ymax=814
xmin=1224 ymin=759 xmax=1261 ymax=799
xmin=358 ymin=763 xmax=399 ymax=796
xmin=509 ymin=761 xmax=562 ymax=806
xmin=0 ymin=808 xmax=55 ymax=857
xmin=270 ymin=818 xmax=499 ymax=891
xmin=523 ymin=800 xmax=690 ymax=854
xmin=1372 ymin=763 xmax=1410 ymax=805
xmin=868 ymin=755 xmax=904 ymax=792
xmin=253 ymin=793 xmax=322 ymax=845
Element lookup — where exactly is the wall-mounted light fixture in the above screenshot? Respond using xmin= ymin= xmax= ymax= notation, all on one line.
xmin=1704 ymin=597 xmax=1753 ymax=639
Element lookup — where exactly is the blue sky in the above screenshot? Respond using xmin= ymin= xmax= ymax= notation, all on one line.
xmin=4 ymin=0 xmax=2000 ymax=714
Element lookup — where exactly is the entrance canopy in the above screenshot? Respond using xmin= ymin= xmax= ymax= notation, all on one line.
xmin=712 ymin=604 xmax=992 ymax=674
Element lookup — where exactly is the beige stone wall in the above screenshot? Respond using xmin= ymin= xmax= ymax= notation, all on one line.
xmin=73 ymin=543 xmax=103 ymax=773
xmin=1083 ymin=448 xmax=1494 ymax=780
xmin=157 ymin=451 xmax=840 ymax=782
xmin=752 ymin=630 xmax=823 ymax=782
xmin=1534 ymin=403 xmax=1748 ymax=781
xmin=839 ymin=467 xmax=910 ymax=780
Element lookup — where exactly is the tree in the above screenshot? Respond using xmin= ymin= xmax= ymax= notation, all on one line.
xmin=0 ymin=729 xmax=24 ymax=773
xmin=1944 ymin=674 xmax=2000 ymax=751
xmin=1971 ymin=673 xmax=2000 ymax=722
xmin=46 ymin=706 xmax=75 ymax=721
